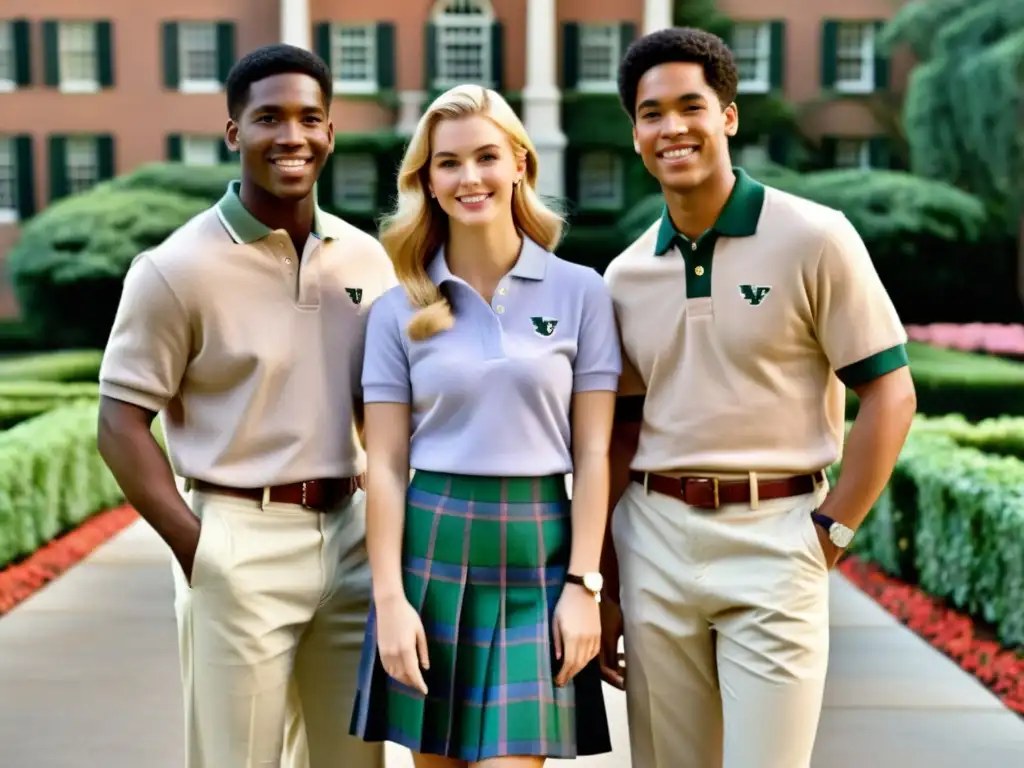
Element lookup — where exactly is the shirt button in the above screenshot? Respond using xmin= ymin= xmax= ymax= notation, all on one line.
xmin=694 ymin=265 xmax=704 ymax=276
xmin=284 ymin=257 xmax=292 ymax=264
xmin=691 ymin=242 xmax=698 ymax=251
xmin=498 ymin=287 xmax=507 ymax=295
xmin=496 ymin=305 xmax=505 ymax=314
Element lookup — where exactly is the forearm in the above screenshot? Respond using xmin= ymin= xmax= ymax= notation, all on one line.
xmin=569 ymin=450 xmax=610 ymax=575
xmin=365 ymin=461 xmax=409 ymax=602
xmin=822 ymin=378 xmax=916 ymax=529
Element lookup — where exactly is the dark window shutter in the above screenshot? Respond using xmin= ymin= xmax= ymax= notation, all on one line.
xmin=43 ymin=21 xmax=59 ymax=87
xmin=873 ymin=20 xmax=890 ymax=90
xmin=14 ymin=135 xmax=35 ymax=220
xmin=821 ymin=21 xmax=837 ymax=89
xmin=767 ymin=134 xmax=789 ymax=165
xmin=97 ymin=135 xmax=115 ymax=180
xmin=318 ymin=154 xmax=336 ymax=210
xmin=424 ymin=23 xmax=436 ymax=89
xmin=163 ymin=23 xmax=179 ymax=89
xmin=769 ymin=21 xmax=785 ymax=91
xmin=820 ymin=136 xmax=837 ymax=168
xmin=561 ymin=23 xmax=578 ymax=90
xmin=166 ymin=134 xmax=182 ymax=161
xmin=376 ymin=22 xmax=396 ymax=90
xmin=12 ymin=20 xmax=31 ymax=87
xmin=314 ymin=22 xmax=331 ymax=68
xmin=619 ymin=22 xmax=636 ymax=57
xmin=490 ymin=21 xmax=504 ymax=91
xmin=564 ymin=148 xmax=579 ymax=210
xmin=49 ymin=135 xmax=68 ymax=201
xmin=216 ymin=22 xmax=236 ymax=84
xmin=869 ymin=136 xmax=890 ymax=169
xmin=97 ymin=21 xmax=114 ymax=88
xmin=219 ymin=138 xmax=237 ymax=163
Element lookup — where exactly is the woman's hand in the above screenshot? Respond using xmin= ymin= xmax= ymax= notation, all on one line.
xmin=552 ymin=584 xmax=601 ymax=687
xmin=375 ymin=594 xmax=430 ymax=695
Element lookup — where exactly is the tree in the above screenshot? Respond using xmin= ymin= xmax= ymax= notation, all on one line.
xmin=880 ymin=0 xmax=1024 ymax=297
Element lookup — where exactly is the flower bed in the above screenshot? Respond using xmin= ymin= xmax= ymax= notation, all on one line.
xmin=905 ymin=323 xmax=1024 ymax=358
xmin=0 ymin=504 xmax=137 ymax=615
xmin=840 ymin=554 xmax=1024 ymax=716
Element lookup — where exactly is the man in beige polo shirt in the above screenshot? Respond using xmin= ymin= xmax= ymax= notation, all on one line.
xmin=597 ymin=29 xmax=917 ymax=768
xmin=97 ymin=45 xmax=394 ymax=768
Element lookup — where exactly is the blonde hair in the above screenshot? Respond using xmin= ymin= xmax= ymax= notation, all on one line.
xmin=379 ymin=84 xmax=565 ymax=341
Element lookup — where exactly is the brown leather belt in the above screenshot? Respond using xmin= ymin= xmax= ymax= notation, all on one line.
xmin=190 ymin=477 xmax=358 ymax=512
xmin=629 ymin=470 xmax=823 ymax=510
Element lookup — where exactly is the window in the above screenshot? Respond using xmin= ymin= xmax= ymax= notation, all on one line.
xmin=433 ymin=0 xmax=492 ymax=88
xmin=733 ymin=22 xmax=771 ymax=94
xmin=834 ymin=139 xmax=870 ymax=169
xmin=181 ymin=136 xmax=221 ymax=166
xmin=330 ymin=25 xmax=376 ymax=93
xmin=835 ymin=23 xmax=875 ymax=92
xmin=179 ymin=22 xmax=219 ymax=92
xmin=0 ymin=23 xmax=14 ymax=92
xmin=58 ymin=22 xmax=98 ymax=92
xmin=66 ymin=137 xmax=99 ymax=194
xmin=577 ymin=25 xmax=619 ymax=91
xmin=577 ymin=151 xmax=623 ymax=210
xmin=333 ymin=154 xmax=377 ymax=212
xmin=0 ymin=138 xmax=17 ymax=222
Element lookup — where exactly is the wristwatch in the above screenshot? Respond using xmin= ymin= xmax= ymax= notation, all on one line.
xmin=810 ymin=511 xmax=855 ymax=549
xmin=566 ymin=571 xmax=603 ymax=603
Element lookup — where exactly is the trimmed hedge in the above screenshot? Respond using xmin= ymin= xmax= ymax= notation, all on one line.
xmin=0 ymin=381 xmax=99 ymax=429
xmin=0 ymin=349 xmax=102 ymax=383
xmin=0 ymin=401 xmax=124 ymax=569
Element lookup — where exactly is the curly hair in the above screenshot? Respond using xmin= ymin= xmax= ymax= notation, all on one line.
xmin=225 ymin=43 xmax=333 ymax=119
xmin=617 ymin=27 xmax=739 ymax=120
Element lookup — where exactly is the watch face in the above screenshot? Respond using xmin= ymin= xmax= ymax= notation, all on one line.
xmin=583 ymin=572 xmax=604 ymax=593
xmin=831 ymin=525 xmax=855 ymax=548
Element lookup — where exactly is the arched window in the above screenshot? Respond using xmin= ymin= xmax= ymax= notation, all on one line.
xmin=430 ymin=0 xmax=496 ymax=89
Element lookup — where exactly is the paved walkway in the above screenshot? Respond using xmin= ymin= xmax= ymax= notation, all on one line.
xmin=0 ymin=519 xmax=1022 ymax=768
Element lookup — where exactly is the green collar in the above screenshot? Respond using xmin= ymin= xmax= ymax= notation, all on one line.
xmin=654 ymin=167 xmax=765 ymax=255
xmin=215 ymin=180 xmax=342 ymax=244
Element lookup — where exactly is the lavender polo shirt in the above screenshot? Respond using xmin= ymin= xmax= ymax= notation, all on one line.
xmin=361 ymin=236 xmax=622 ymax=477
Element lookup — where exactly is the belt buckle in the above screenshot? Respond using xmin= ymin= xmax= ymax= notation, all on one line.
xmin=686 ymin=477 xmax=720 ymax=510
xmin=301 ymin=480 xmax=311 ymax=510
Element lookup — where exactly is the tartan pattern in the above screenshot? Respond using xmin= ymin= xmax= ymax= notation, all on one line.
xmin=350 ymin=471 xmax=612 ymax=761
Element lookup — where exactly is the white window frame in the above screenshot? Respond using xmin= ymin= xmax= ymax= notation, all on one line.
xmin=577 ymin=151 xmax=623 ymax=211
xmin=0 ymin=137 xmax=18 ymax=223
xmin=432 ymin=0 xmax=493 ymax=90
xmin=834 ymin=138 xmax=870 ymax=169
xmin=178 ymin=22 xmax=221 ymax=94
xmin=577 ymin=25 xmax=619 ymax=93
xmin=333 ymin=154 xmax=378 ymax=213
xmin=0 ymin=23 xmax=15 ymax=93
xmin=733 ymin=22 xmax=771 ymax=94
xmin=330 ymin=24 xmax=377 ymax=94
xmin=181 ymin=136 xmax=222 ymax=166
xmin=835 ymin=22 xmax=875 ymax=94
xmin=58 ymin=22 xmax=99 ymax=93
xmin=66 ymin=137 xmax=100 ymax=195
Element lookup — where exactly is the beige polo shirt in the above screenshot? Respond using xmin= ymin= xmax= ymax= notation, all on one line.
xmin=99 ymin=181 xmax=397 ymax=486
xmin=605 ymin=168 xmax=907 ymax=476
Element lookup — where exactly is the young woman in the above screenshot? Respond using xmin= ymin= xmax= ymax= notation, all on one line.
xmin=349 ymin=84 xmax=620 ymax=768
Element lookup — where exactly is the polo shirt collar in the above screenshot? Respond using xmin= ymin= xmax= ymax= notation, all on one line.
xmin=215 ymin=180 xmax=342 ymax=244
xmin=427 ymin=235 xmax=549 ymax=285
xmin=654 ymin=167 xmax=766 ymax=255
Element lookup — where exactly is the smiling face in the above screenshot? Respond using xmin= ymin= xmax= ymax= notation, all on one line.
xmin=226 ymin=72 xmax=334 ymax=201
xmin=632 ymin=61 xmax=738 ymax=194
xmin=426 ymin=114 xmax=525 ymax=229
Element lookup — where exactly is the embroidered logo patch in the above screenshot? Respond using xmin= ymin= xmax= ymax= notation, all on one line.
xmin=738 ymin=284 xmax=771 ymax=306
xmin=530 ymin=317 xmax=558 ymax=337
xmin=345 ymin=287 xmax=363 ymax=305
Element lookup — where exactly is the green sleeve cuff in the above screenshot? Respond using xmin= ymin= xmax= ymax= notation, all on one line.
xmin=614 ymin=394 xmax=645 ymax=424
xmin=836 ymin=343 xmax=909 ymax=387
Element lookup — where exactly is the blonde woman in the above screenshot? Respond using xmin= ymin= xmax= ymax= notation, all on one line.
xmin=349 ymin=85 xmax=620 ymax=767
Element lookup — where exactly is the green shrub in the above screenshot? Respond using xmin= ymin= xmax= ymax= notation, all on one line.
xmin=0 ymin=349 xmax=102 ymax=382
xmin=0 ymin=401 xmax=124 ymax=568
xmin=7 ymin=187 xmax=210 ymax=349
xmin=103 ymin=161 xmax=238 ymax=201
xmin=0 ymin=381 xmax=99 ymax=429
xmin=0 ymin=319 xmax=46 ymax=354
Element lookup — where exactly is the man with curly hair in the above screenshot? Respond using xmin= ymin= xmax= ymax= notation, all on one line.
xmin=598 ymin=27 xmax=917 ymax=767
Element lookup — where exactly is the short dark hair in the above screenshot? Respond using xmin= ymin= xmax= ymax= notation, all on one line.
xmin=225 ymin=43 xmax=333 ymax=119
xmin=617 ymin=27 xmax=739 ymax=120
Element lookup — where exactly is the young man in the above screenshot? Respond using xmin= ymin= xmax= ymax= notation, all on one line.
xmin=598 ymin=28 xmax=917 ymax=768
xmin=97 ymin=44 xmax=394 ymax=768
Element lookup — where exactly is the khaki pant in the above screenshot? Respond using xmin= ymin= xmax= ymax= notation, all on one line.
xmin=613 ymin=478 xmax=831 ymax=768
xmin=172 ymin=486 xmax=384 ymax=768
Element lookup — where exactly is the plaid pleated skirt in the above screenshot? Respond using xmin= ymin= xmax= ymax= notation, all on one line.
xmin=349 ymin=470 xmax=612 ymax=761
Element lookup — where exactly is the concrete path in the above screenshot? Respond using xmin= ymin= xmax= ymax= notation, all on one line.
xmin=0 ymin=519 xmax=1021 ymax=768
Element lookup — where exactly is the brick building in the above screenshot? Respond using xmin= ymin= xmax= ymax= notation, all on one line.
xmin=0 ymin=0 xmax=912 ymax=316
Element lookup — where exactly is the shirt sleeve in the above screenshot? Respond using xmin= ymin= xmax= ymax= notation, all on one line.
xmin=98 ymin=254 xmax=191 ymax=413
xmin=573 ymin=268 xmax=622 ymax=393
xmin=813 ymin=213 xmax=909 ymax=388
xmin=361 ymin=292 xmax=411 ymax=404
